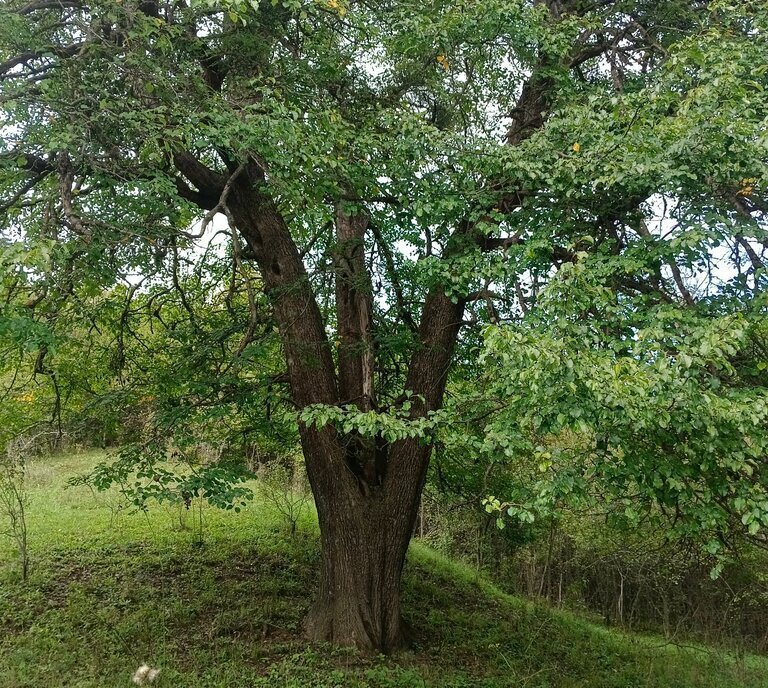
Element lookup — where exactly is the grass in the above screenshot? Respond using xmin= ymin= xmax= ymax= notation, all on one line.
xmin=1 ymin=450 xmax=767 ymax=687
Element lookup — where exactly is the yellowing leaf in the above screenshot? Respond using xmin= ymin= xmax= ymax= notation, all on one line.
xmin=572 ymin=142 xmax=581 ymax=152
xmin=436 ymin=54 xmax=450 ymax=71
xmin=738 ymin=177 xmax=757 ymax=196
xmin=325 ymin=0 xmax=347 ymax=16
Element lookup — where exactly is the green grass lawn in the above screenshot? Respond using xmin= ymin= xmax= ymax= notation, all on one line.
xmin=1 ymin=450 xmax=766 ymax=687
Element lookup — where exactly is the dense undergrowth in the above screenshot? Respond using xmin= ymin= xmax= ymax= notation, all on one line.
xmin=0 ymin=451 xmax=766 ymax=688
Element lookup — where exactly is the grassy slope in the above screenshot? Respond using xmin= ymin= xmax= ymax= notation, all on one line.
xmin=0 ymin=451 xmax=766 ymax=688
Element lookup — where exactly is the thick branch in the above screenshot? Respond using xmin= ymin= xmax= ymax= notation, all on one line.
xmin=173 ymin=152 xmax=226 ymax=200
xmin=1 ymin=151 xmax=53 ymax=174
xmin=736 ymin=235 xmax=764 ymax=273
xmin=0 ymin=44 xmax=82 ymax=78
xmin=333 ymin=204 xmax=375 ymax=410
xmin=227 ymin=180 xmax=338 ymax=410
xmin=0 ymin=170 xmax=50 ymax=213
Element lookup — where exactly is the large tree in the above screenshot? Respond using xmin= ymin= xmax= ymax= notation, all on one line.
xmin=1 ymin=0 xmax=767 ymax=651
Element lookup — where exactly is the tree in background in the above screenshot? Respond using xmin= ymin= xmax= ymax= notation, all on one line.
xmin=1 ymin=0 xmax=766 ymax=651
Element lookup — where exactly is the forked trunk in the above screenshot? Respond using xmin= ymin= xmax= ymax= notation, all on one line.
xmin=227 ymin=185 xmax=464 ymax=654
xmin=302 ymin=433 xmax=429 ymax=653
xmin=304 ymin=500 xmax=413 ymax=652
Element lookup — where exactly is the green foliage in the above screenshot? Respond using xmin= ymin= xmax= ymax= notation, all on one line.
xmin=79 ymin=442 xmax=255 ymax=512
xmin=471 ymin=261 xmax=768 ymax=557
xmin=299 ymin=394 xmax=445 ymax=443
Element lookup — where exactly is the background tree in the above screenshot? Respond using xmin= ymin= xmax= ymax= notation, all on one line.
xmin=1 ymin=0 xmax=766 ymax=652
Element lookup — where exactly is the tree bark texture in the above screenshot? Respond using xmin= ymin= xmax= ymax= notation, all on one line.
xmin=221 ymin=176 xmax=462 ymax=650
xmin=302 ymin=442 xmax=428 ymax=652
xmin=333 ymin=205 xmax=375 ymax=410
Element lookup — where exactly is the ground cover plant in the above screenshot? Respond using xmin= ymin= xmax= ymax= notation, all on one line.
xmin=1 ymin=450 xmax=767 ymax=688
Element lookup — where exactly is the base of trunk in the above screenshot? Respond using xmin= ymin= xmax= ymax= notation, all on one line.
xmin=301 ymin=436 xmax=429 ymax=654
xmin=304 ymin=595 xmax=410 ymax=653
xmin=303 ymin=518 xmax=412 ymax=654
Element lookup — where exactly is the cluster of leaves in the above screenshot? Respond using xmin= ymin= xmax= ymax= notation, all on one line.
xmin=299 ymin=391 xmax=448 ymax=443
xmin=469 ymin=254 xmax=768 ymax=565
xmin=76 ymin=441 xmax=255 ymax=513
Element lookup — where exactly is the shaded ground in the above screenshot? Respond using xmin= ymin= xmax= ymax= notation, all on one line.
xmin=0 ymin=451 xmax=765 ymax=687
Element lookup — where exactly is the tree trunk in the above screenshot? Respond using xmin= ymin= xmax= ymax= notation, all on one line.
xmin=172 ymin=24 xmax=561 ymax=651
xmin=304 ymin=497 xmax=412 ymax=651
xmin=303 ymin=433 xmax=430 ymax=653
xmin=226 ymin=181 xmax=463 ymax=653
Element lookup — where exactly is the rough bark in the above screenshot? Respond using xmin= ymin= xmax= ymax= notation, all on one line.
xmin=226 ymin=178 xmax=338 ymax=410
xmin=303 ymin=481 xmax=416 ymax=652
xmin=333 ymin=204 xmax=375 ymax=410
xmin=302 ymin=282 xmax=464 ymax=651
xmin=223 ymin=180 xmax=410 ymax=649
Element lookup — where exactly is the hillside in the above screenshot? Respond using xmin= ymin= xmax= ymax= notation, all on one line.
xmin=0 ymin=451 xmax=765 ymax=688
